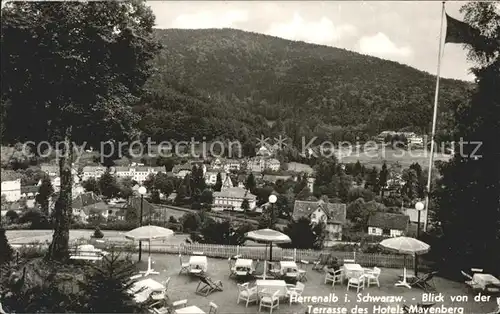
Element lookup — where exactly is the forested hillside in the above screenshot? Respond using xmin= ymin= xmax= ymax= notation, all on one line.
xmin=139 ymin=28 xmax=471 ymax=144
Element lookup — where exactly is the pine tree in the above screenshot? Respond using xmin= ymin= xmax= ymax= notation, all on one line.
xmin=35 ymin=176 xmax=54 ymax=216
xmin=82 ymin=177 xmax=100 ymax=194
xmin=214 ymin=173 xmax=222 ymax=192
xmin=365 ymin=167 xmax=379 ymax=194
xmin=78 ymin=251 xmax=143 ymax=313
xmin=241 ymin=198 xmax=250 ymax=217
xmin=0 ymin=227 xmax=14 ymax=265
xmin=98 ymin=170 xmax=119 ymax=199
xmin=432 ymin=2 xmax=500 ymax=274
xmin=379 ymin=162 xmax=389 ymax=198
xmin=245 ymin=173 xmax=256 ymax=192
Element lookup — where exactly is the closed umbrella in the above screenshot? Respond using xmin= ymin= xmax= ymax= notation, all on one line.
xmin=380 ymin=236 xmax=430 ymax=288
xmin=125 ymin=226 xmax=174 ymax=276
xmin=245 ymin=228 xmax=291 ymax=279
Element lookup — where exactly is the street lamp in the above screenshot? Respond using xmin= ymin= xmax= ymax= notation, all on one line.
xmin=268 ymin=194 xmax=277 ymax=261
xmin=414 ymin=201 xmax=425 ymax=276
xmin=138 ymin=186 xmax=147 ymax=262
xmin=268 ymin=194 xmax=277 ymax=227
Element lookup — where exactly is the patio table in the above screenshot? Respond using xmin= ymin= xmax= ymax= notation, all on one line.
xmin=234 ymin=258 xmax=254 ymax=275
xmin=473 ymin=273 xmax=500 ymax=291
xmin=189 ymin=255 xmax=208 ymax=274
xmin=343 ymin=263 xmax=364 ymax=279
xmin=280 ymin=261 xmax=299 ymax=275
xmin=256 ymin=279 xmax=288 ymax=297
xmin=175 ymin=305 xmax=206 ymax=314
xmin=128 ymin=278 xmax=164 ymax=303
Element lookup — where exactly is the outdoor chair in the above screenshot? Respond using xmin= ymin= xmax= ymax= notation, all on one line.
xmin=179 ymin=254 xmax=190 ymax=275
xmin=151 ymin=277 xmax=171 ymax=301
xmin=228 ymin=258 xmax=236 ymax=277
xmin=325 ymin=269 xmax=343 ymax=287
xmin=286 ymin=282 xmax=305 ymax=305
xmin=411 ymin=271 xmax=438 ymax=292
xmin=298 ymin=261 xmax=309 ymax=282
xmin=267 ymin=262 xmax=282 ymax=278
xmin=312 ymin=253 xmax=328 ymax=271
xmin=259 ymin=290 xmax=280 ymax=313
xmin=347 ymin=274 xmax=365 ymax=293
xmin=195 ymin=276 xmax=224 ymax=296
xmin=172 ymin=299 xmax=187 ymax=308
xmin=208 ymin=301 xmax=218 ymax=314
xmin=237 ymin=282 xmax=258 ymax=307
xmin=130 ymin=274 xmax=143 ymax=280
xmin=364 ymin=267 xmax=381 ymax=287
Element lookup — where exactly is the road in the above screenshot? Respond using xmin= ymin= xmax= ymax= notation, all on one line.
xmin=6 ymin=229 xmax=188 ymax=246
xmin=5 ymin=229 xmax=267 ymax=248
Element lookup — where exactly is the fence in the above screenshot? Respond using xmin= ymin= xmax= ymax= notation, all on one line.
xmin=13 ymin=241 xmax=414 ymax=269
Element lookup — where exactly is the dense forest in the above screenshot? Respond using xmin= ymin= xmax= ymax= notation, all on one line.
xmin=138 ymin=28 xmax=471 ymax=145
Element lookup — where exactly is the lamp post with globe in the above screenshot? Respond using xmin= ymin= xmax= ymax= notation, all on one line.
xmin=268 ymin=194 xmax=277 ymax=228
xmin=414 ymin=201 xmax=425 ymax=276
xmin=138 ymin=186 xmax=147 ymax=262
xmin=268 ymin=194 xmax=278 ymax=261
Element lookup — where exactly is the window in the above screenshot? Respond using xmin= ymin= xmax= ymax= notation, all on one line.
xmin=311 ymin=214 xmax=316 ymax=219
xmin=382 ymin=228 xmax=391 ymax=236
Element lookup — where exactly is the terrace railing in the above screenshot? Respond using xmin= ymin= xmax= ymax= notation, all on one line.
xmin=13 ymin=241 xmax=414 ymax=269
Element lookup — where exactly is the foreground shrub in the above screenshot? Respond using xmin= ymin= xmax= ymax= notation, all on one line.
xmin=0 ymin=227 xmax=14 ymax=264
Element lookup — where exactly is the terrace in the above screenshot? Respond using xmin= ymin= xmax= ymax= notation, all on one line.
xmin=129 ymin=254 xmax=498 ymax=314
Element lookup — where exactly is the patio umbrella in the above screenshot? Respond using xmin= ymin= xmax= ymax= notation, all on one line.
xmin=125 ymin=225 xmax=174 ymax=275
xmin=379 ymin=236 xmax=430 ymax=288
xmin=245 ymin=228 xmax=291 ymax=279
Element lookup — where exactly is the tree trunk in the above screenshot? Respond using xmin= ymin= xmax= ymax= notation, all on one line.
xmin=46 ymin=129 xmax=73 ymax=262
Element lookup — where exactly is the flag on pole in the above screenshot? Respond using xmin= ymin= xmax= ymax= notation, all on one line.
xmin=445 ymin=14 xmax=481 ymax=44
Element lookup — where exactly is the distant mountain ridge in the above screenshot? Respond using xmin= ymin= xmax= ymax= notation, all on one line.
xmin=139 ymin=28 xmax=471 ymax=143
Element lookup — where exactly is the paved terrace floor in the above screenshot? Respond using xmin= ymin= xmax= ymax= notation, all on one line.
xmin=130 ymin=254 xmax=497 ymax=314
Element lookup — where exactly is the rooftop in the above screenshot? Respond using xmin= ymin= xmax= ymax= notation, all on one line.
xmin=214 ymin=187 xmax=256 ymax=200
xmin=293 ymin=200 xmax=347 ymax=224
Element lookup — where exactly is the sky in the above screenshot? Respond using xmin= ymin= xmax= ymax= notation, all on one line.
xmin=147 ymin=1 xmax=477 ymax=81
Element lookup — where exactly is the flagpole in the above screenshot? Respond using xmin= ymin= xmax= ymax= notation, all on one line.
xmin=424 ymin=1 xmax=446 ymax=232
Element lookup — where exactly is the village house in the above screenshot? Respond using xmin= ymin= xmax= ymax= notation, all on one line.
xmin=20 ymin=185 xmax=39 ymax=208
xmin=246 ymin=157 xmax=281 ymax=173
xmin=367 ymin=212 xmax=410 ymax=237
xmin=111 ymin=166 xmax=163 ymax=184
xmin=307 ymin=177 xmax=315 ymax=193
xmin=1 ymin=179 xmax=21 ymax=202
xmin=376 ymin=131 xmax=397 ymax=142
xmin=402 ymin=207 xmax=428 ymax=236
xmin=262 ymin=174 xmax=294 ymax=184
xmin=266 ymin=158 xmax=281 ymax=171
xmin=82 ymin=166 xmax=107 ymax=181
xmin=204 ymin=171 xmax=229 ymax=186
xmin=212 ymin=176 xmax=256 ymax=212
xmin=293 ymin=200 xmax=347 ymax=246
xmin=72 ymin=192 xmax=103 ymax=223
xmin=256 ymin=145 xmax=272 ymax=157
xmin=247 ymin=157 xmax=266 ymax=172
xmin=408 ymin=135 xmax=424 ymax=146
xmin=39 ymin=165 xmax=80 ymax=192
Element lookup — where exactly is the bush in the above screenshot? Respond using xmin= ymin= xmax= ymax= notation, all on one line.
xmin=93 ymin=227 xmax=104 ymax=239
xmin=18 ymin=209 xmax=52 ymax=229
xmin=168 ymin=216 xmax=178 ymax=223
xmin=0 ymin=227 xmax=14 ymax=264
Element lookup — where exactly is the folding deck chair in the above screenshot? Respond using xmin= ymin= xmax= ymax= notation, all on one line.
xmin=411 ymin=271 xmax=438 ymax=292
xmin=195 ymin=276 xmax=224 ymax=296
xmin=312 ymin=253 xmax=330 ymax=271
